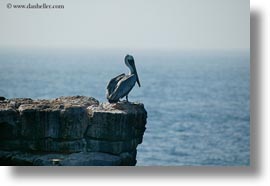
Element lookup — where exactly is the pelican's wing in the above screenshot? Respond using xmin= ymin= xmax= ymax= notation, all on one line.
xmin=106 ymin=73 xmax=125 ymax=99
xmin=108 ymin=74 xmax=136 ymax=101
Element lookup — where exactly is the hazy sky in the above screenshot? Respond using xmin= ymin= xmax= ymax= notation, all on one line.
xmin=0 ymin=0 xmax=249 ymax=51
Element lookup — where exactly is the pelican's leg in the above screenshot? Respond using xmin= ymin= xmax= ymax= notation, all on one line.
xmin=126 ymin=95 xmax=129 ymax=102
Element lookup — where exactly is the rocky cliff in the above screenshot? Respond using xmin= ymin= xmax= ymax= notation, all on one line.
xmin=0 ymin=96 xmax=147 ymax=166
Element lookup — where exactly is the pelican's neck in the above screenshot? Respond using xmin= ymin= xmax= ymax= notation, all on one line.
xmin=128 ymin=67 xmax=135 ymax=75
xmin=126 ymin=61 xmax=135 ymax=75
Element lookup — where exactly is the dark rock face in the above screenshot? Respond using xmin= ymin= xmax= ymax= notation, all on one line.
xmin=0 ymin=96 xmax=147 ymax=166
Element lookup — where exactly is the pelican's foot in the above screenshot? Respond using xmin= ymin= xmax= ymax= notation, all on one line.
xmin=119 ymin=100 xmax=131 ymax=104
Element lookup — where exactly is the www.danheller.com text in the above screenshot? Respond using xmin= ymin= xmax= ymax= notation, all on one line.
xmin=6 ymin=3 xmax=64 ymax=9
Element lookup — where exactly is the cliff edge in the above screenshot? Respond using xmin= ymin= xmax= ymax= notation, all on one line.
xmin=0 ymin=96 xmax=147 ymax=166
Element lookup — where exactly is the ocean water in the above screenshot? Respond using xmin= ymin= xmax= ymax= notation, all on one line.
xmin=0 ymin=49 xmax=250 ymax=166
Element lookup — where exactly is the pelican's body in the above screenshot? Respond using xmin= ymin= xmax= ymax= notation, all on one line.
xmin=106 ymin=55 xmax=140 ymax=103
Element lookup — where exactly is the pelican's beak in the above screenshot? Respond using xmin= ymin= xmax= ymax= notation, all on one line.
xmin=135 ymin=68 xmax=141 ymax=87
xmin=131 ymin=60 xmax=141 ymax=87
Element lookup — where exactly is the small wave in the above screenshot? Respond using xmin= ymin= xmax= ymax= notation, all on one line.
xmin=170 ymin=146 xmax=190 ymax=157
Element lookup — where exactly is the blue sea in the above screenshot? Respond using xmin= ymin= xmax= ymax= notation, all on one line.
xmin=0 ymin=49 xmax=250 ymax=166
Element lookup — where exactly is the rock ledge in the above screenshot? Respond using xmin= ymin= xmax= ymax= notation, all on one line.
xmin=0 ymin=96 xmax=147 ymax=166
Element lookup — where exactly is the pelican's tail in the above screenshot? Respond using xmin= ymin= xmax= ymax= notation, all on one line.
xmin=108 ymin=98 xmax=119 ymax=103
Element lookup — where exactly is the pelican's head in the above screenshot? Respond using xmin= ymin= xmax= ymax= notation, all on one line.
xmin=124 ymin=54 xmax=141 ymax=87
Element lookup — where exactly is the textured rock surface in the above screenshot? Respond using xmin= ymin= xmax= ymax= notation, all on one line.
xmin=0 ymin=96 xmax=147 ymax=166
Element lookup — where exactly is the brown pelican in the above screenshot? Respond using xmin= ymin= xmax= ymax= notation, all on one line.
xmin=106 ymin=54 xmax=140 ymax=103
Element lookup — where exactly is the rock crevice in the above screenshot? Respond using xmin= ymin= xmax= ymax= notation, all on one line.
xmin=0 ymin=96 xmax=147 ymax=166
